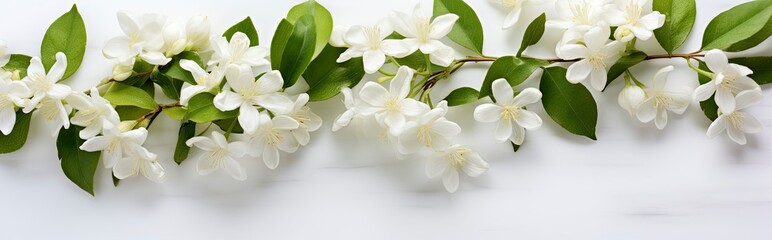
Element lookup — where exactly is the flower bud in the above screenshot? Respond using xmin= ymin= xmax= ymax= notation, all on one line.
xmin=112 ymin=63 xmax=133 ymax=81
xmin=117 ymin=121 xmax=137 ymax=132
xmin=614 ymin=26 xmax=635 ymax=42
xmin=163 ymin=23 xmax=186 ymax=57
xmin=618 ymin=83 xmax=646 ymax=116
xmin=186 ymin=15 xmax=211 ymax=51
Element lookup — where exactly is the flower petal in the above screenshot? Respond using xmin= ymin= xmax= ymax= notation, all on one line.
xmin=655 ymin=107 xmax=668 ymax=130
xmin=0 ymin=106 xmax=16 ymax=135
xmin=515 ymin=110 xmax=542 ymax=130
xmin=429 ymin=14 xmax=458 ymax=39
xmin=391 ymin=66 xmax=414 ymax=98
xmin=706 ymin=115 xmax=726 ymax=138
xmin=212 ymin=89 xmax=243 ymax=111
xmin=491 ymin=78 xmax=514 ymax=103
xmin=727 ymin=125 xmax=747 ymax=145
xmin=112 ymin=157 xmax=137 ymax=179
xmin=735 ymin=89 xmax=763 ymax=110
xmin=442 ymin=170 xmax=460 ymax=193
xmin=359 ymin=82 xmax=389 ymax=107
xmin=473 ymin=104 xmax=503 ymax=123
xmin=714 ymin=88 xmax=736 ymax=113
xmin=513 ymin=88 xmax=542 ymax=107
xmin=426 ymin=157 xmax=449 ymax=179
xmin=510 ymin=124 xmax=526 ymax=145
xmin=693 ymin=82 xmax=716 ymax=102
xmin=566 ymin=60 xmax=592 ymax=83
xmin=704 ymin=49 xmax=728 ymax=73
xmin=362 ymin=50 xmax=386 ymax=74
xmin=495 ymin=119 xmax=513 ymax=142
xmin=461 ymin=152 xmax=489 ymax=177
xmin=262 ymin=145 xmax=280 ymax=170
xmin=223 ymin=157 xmax=247 ymax=181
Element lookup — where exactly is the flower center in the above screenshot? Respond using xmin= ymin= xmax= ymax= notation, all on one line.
xmin=501 ymin=105 xmax=521 ymax=121
xmin=39 ymin=99 xmax=60 ymax=121
xmin=502 ymin=0 xmax=520 ymax=8
xmin=569 ymin=1 xmax=593 ymax=25
xmin=364 ymin=26 xmax=383 ymax=50
xmin=0 ymin=96 xmax=12 ymax=111
xmin=206 ymin=148 xmax=227 ymax=168
xmin=726 ymin=112 xmax=745 ymax=129
xmin=293 ymin=107 xmax=312 ymax=128
xmin=625 ymin=1 xmax=643 ymax=24
xmin=416 ymin=16 xmax=432 ymax=42
xmin=29 ymin=73 xmax=52 ymax=92
xmin=588 ymin=52 xmax=608 ymax=70
xmin=718 ymin=74 xmax=739 ymax=94
xmin=384 ymin=97 xmax=402 ymax=114
xmin=653 ymin=92 xmax=671 ymax=108
xmin=447 ymin=148 xmax=469 ymax=170
xmin=417 ymin=125 xmax=433 ymax=147
xmin=229 ymin=37 xmax=250 ymax=63
xmin=241 ymin=81 xmax=262 ymax=101
xmin=265 ymin=129 xmax=284 ymax=146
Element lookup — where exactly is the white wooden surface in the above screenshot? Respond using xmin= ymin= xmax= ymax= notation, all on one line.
xmin=0 ymin=0 xmax=770 ymax=239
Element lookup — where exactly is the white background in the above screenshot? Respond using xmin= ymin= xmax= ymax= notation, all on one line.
xmin=0 ymin=0 xmax=770 ymax=239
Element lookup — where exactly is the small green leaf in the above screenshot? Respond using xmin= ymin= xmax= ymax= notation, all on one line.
xmin=112 ymin=174 xmax=120 ymax=187
xmin=287 ymin=1 xmax=333 ymax=59
xmin=115 ymin=106 xmax=152 ymax=121
xmin=57 ymin=126 xmax=101 ymax=196
xmin=726 ymin=19 xmax=772 ymax=52
xmin=2 ymin=54 xmax=32 ymax=79
xmin=186 ymin=93 xmax=238 ymax=123
xmin=511 ymin=141 xmax=520 ymax=152
xmin=433 ymin=0 xmax=484 ymax=54
xmin=103 ymin=82 xmax=158 ymax=110
xmin=270 ymin=19 xmax=294 ymax=70
xmin=174 ymin=121 xmax=196 ymax=164
xmin=0 ymin=110 xmax=33 ymax=154
xmin=223 ymin=17 xmax=259 ymax=46
xmin=303 ymin=45 xmax=366 ymax=101
xmin=163 ymin=107 xmax=187 ymax=120
xmin=696 ymin=60 xmax=719 ymax=121
xmin=605 ymin=51 xmax=647 ymax=90
xmin=730 ymin=57 xmax=772 ymax=85
xmin=278 ymin=14 xmax=317 ymax=88
xmin=479 ymin=56 xmax=548 ymax=100
xmin=518 ymin=13 xmax=546 ymax=57
xmin=393 ymin=50 xmax=444 ymax=71
xmin=653 ymin=0 xmax=696 ymax=54
xmin=214 ymin=117 xmax=245 ymax=134
xmin=153 ymin=74 xmax=183 ymax=100
xmin=444 ymin=87 xmax=480 ymax=106
xmin=540 ymin=67 xmax=598 ymax=140
xmin=701 ymin=0 xmax=772 ymax=51
xmin=159 ymin=51 xmax=203 ymax=85
xmin=41 ymin=4 xmax=87 ymax=81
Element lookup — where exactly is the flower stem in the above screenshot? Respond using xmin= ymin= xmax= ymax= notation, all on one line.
xmin=685 ymin=58 xmax=715 ymax=79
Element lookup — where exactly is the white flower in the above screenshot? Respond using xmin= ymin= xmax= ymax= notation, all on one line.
xmin=283 ymin=93 xmax=322 ymax=146
xmin=605 ymin=0 xmax=665 ymax=42
xmin=389 ymin=5 xmax=459 ymax=67
xmin=547 ymin=0 xmax=607 ymax=41
xmin=112 ymin=149 xmax=165 ymax=183
xmin=186 ymin=131 xmax=249 ymax=181
xmin=80 ymin=126 xmax=154 ymax=169
xmin=22 ymin=53 xmax=73 ymax=132
xmin=0 ymin=40 xmax=10 ymax=68
xmin=635 ymin=66 xmax=691 ymax=129
xmin=694 ymin=49 xmax=761 ymax=113
xmin=489 ymin=0 xmax=542 ymax=29
xmin=179 ymin=59 xmax=225 ymax=105
xmin=246 ymin=112 xmax=300 ymax=170
xmin=329 ymin=25 xmax=351 ymax=48
xmin=398 ymin=101 xmax=461 ymax=154
xmin=707 ymin=89 xmax=763 ymax=145
xmin=358 ymin=66 xmax=426 ymax=135
xmin=208 ymin=32 xmax=269 ymax=68
xmin=332 ymin=87 xmax=361 ymax=132
xmin=561 ymin=26 xmax=624 ymax=91
xmin=111 ymin=62 xmax=133 ymax=81
xmin=474 ymin=79 xmax=543 ymax=144
xmin=618 ymin=82 xmax=646 ymax=116
xmin=426 ymin=144 xmax=489 ymax=193
xmin=184 ymin=15 xmax=211 ymax=51
xmin=103 ymin=12 xmax=170 ymax=65
xmin=66 ymin=88 xmax=120 ymax=139
xmin=213 ymin=65 xmax=293 ymax=134
xmin=161 ymin=22 xmax=186 ymax=57
xmin=0 ymin=77 xmax=31 ymax=135
xmin=337 ymin=23 xmax=408 ymax=74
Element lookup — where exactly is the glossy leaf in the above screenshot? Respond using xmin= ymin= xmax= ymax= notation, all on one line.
xmin=479 ymin=56 xmax=548 ymax=100
xmin=103 ymin=82 xmax=158 ymax=110
xmin=159 ymin=51 xmax=203 ymax=85
xmin=726 ymin=19 xmax=772 ymax=52
xmin=278 ymin=14 xmax=317 ymax=88
xmin=653 ymin=0 xmax=696 ymax=54
xmin=303 ymin=45 xmax=365 ymax=101
xmin=2 ymin=54 xmax=32 ymax=79
xmin=444 ymin=87 xmax=480 ymax=106
xmin=115 ymin=106 xmax=152 ymax=121
xmin=518 ymin=13 xmax=546 ymax=57
xmin=540 ymin=67 xmax=598 ymax=140
xmin=287 ymin=1 xmax=333 ymax=59
xmin=223 ymin=17 xmax=259 ymax=46
xmin=41 ymin=4 xmax=86 ymax=81
xmin=174 ymin=121 xmax=196 ymax=164
xmin=701 ymin=0 xmax=772 ymax=51
xmin=730 ymin=57 xmax=772 ymax=85
xmin=163 ymin=107 xmax=187 ymax=120
xmin=433 ymin=0 xmax=484 ymax=54
xmin=185 ymin=93 xmax=238 ymax=123
xmin=270 ymin=19 xmax=294 ymax=70
xmin=605 ymin=51 xmax=647 ymax=90
xmin=153 ymin=74 xmax=183 ymax=100
xmin=0 ymin=110 xmax=33 ymax=154
xmin=57 ymin=126 xmax=101 ymax=196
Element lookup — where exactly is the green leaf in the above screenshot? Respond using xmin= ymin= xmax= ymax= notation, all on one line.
xmin=163 ymin=107 xmax=187 ymax=120
xmin=41 ymin=4 xmax=86 ymax=81
xmin=696 ymin=60 xmax=719 ymax=121
xmin=214 ymin=117 xmax=244 ymax=134
xmin=511 ymin=141 xmax=520 ymax=152
xmin=540 ymin=67 xmax=598 ymax=140
xmin=433 ymin=0 xmax=484 ymax=54
xmin=726 ymin=18 xmax=772 ymax=52
xmin=394 ymin=50 xmax=444 ymax=71
xmin=287 ymin=1 xmax=333 ymax=59
xmin=159 ymin=51 xmax=203 ymax=85
xmin=479 ymin=56 xmax=548 ymax=100
xmin=653 ymin=0 xmax=696 ymax=54
xmin=0 ymin=110 xmax=33 ymax=154
xmin=153 ymin=74 xmax=183 ymax=100
xmin=174 ymin=121 xmax=196 ymax=164
xmin=444 ymin=87 xmax=480 ymax=106
xmin=730 ymin=57 xmax=772 ymax=85
xmin=701 ymin=0 xmax=772 ymax=51
xmin=115 ymin=106 xmax=152 ymax=121
xmin=103 ymin=82 xmax=158 ymax=110
xmin=112 ymin=174 xmax=120 ymax=187
xmin=604 ymin=51 xmax=647 ymax=90
xmin=278 ymin=14 xmax=317 ymax=88
xmin=186 ymin=93 xmax=238 ymax=123
xmin=518 ymin=13 xmax=546 ymax=57
xmin=270 ymin=19 xmax=294 ymax=70
xmin=2 ymin=54 xmax=32 ymax=79
xmin=57 ymin=126 xmax=101 ymax=196
xmin=223 ymin=17 xmax=259 ymax=46
xmin=303 ymin=45 xmax=366 ymax=101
